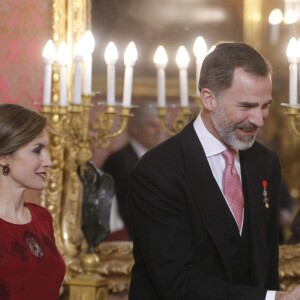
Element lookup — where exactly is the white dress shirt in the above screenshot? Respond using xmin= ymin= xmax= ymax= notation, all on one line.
xmin=193 ymin=114 xmax=244 ymax=235
xmin=129 ymin=137 xmax=148 ymax=158
xmin=193 ymin=114 xmax=276 ymax=300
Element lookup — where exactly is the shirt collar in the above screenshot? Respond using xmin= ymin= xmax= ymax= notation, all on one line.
xmin=193 ymin=114 xmax=228 ymax=158
xmin=129 ymin=138 xmax=148 ymax=158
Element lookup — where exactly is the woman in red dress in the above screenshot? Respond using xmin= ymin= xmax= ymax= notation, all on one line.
xmin=0 ymin=104 xmax=66 ymax=300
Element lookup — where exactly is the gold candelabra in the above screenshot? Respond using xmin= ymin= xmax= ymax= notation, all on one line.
xmin=158 ymin=96 xmax=201 ymax=136
xmin=43 ymin=97 xmax=133 ymax=170
xmin=281 ymin=103 xmax=300 ymax=137
xmin=158 ymin=106 xmax=193 ymax=136
xmin=279 ymin=102 xmax=300 ymax=292
xmin=41 ymin=94 xmax=136 ymax=300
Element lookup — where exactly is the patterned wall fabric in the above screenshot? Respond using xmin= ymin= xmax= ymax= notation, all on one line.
xmin=0 ymin=0 xmax=52 ymax=109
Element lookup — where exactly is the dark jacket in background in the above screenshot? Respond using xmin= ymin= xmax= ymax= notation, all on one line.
xmin=102 ymin=143 xmax=138 ymax=237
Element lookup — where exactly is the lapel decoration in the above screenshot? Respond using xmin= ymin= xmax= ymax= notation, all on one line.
xmin=262 ymin=179 xmax=269 ymax=208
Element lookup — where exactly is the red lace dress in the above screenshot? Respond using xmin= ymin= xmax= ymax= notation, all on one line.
xmin=0 ymin=202 xmax=66 ymax=300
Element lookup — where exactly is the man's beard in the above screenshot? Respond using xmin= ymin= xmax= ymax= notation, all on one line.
xmin=211 ymin=107 xmax=257 ymax=150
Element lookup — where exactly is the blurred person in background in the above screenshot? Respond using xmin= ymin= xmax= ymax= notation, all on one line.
xmin=102 ymin=103 xmax=165 ymax=240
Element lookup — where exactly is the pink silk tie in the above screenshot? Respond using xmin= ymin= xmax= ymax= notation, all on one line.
xmin=222 ymin=149 xmax=244 ymax=231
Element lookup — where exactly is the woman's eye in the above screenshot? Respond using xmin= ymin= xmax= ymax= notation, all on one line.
xmin=33 ymin=147 xmax=42 ymax=154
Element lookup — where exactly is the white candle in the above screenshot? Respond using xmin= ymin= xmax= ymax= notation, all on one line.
xmin=176 ymin=46 xmax=190 ymax=107
xmin=82 ymin=31 xmax=95 ymax=95
xmin=193 ymin=36 xmax=207 ymax=96
xmin=122 ymin=42 xmax=137 ymax=107
xmin=73 ymin=59 xmax=83 ymax=104
xmin=154 ymin=46 xmax=168 ymax=107
xmin=42 ymin=40 xmax=56 ymax=105
xmin=268 ymin=9 xmax=283 ymax=45
xmin=286 ymin=37 xmax=298 ymax=105
xmin=104 ymin=42 xmax=118 ymax=105
xmin=57 ymin=41 xmax=68 ymax=107
xmin=73 ymin=37 xmax=84 ymax=104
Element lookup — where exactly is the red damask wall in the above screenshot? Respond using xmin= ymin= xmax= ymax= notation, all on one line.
xmin=0 ymin=1 xmax=52 ymax=203
xmin=0 ymin=1 xmax=52 ymax=109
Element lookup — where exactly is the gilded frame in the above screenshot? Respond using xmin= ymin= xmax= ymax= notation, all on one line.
xmin=47 ymin=0 xmax=91 ymax=260
xmin=51 ymin=0 xmax=90 ymax=49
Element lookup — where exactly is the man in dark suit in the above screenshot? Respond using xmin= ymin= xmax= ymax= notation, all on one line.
xmin=128 ymin=42 xmax=300 ymax=299
xmin=102 ymin=104 xmax=163 ymax=239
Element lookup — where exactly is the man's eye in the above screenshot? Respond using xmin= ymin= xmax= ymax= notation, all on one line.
xmin=239 ymin=103 xmax=255 ymax=108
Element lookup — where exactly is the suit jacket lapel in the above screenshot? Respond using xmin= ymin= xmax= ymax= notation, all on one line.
xmin=180 ymin=123 xmax=233 ymax=281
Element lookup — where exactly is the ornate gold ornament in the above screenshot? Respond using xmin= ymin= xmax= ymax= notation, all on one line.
xmin=44 ymin=2 xmax=134 ymax=299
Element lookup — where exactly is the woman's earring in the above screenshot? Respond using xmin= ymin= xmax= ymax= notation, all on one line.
xmin=0 ymin=164 xmax=10 ymax=176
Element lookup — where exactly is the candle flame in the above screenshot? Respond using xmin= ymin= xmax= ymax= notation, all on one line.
xmin=268 ymin=9 xmax=283 ymax=25
xmin=83 ymin=30 xmax=95 ymax=54
xmin=42 ymin=40 xmax=56 ymax=61
xmin=124 ymin=42 xmax=138 ymax=66
xmin=284 ymin=9 xmax=298 ymax=24
xmin=154 ymin=46 xmax=168 ymax=68
xmin=193 ymin=36 xmax=207 ymax=60
xmin=105 ymin=42 xmax=118 ymax=64
xmin=176 ymin=46 xmax=190 ymax=69
xmin=286 ymin=37 xmax=298 ymax=63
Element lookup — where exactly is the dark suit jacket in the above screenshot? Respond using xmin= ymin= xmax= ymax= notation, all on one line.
xmin=102 ymin=143 xmax=139 ymax=236
xmin=128 ymin=122 xmax=281 ymax=300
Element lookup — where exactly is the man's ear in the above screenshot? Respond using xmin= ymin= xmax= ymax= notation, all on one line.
xmin=200 ymin=88 xmax=216 ymax=111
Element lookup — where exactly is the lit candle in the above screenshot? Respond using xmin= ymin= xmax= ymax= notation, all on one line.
xmin=193 ymin=36 xmax=207 ymax=96
xmin=286 ymin=37 xmax=298 ymax=105
xmin=104 ymin=42 xmax=118 ymax=105
xmin=123 ymin=42 xmax=137 ymax=107
xmin=73 ymin=37 xmax=84 ymax=104
xmin=57 ymin=41 xmax=68 ymax=107
xmin=42 ymin=40 xmax=56 ymax=105
xmin=176 ymin=46 xmax=190 ymax=107
xmin=268 ymin=9 xmax=283 ymax=45
xmin=154 ymin=46 xmax=168 ymax=108
xmin=82 ymin=31 xmax=95 ymax=95
xmin=284 ymin=8 xmax=298 ymax=24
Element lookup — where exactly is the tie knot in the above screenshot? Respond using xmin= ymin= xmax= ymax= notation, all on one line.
xmin=222 ymin=149 xmax=235 ymax=165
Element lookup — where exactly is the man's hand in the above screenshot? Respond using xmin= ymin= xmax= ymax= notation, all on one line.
xmin=276 ymin=285 xmax=300 ymax=300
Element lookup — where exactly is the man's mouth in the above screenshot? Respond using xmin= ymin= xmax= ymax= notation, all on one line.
xmin=237 ymin=125 xmax=257 ymax=134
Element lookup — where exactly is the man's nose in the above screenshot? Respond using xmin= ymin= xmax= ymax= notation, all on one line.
xmin=248 ymin=109 xmax=266 ymax=127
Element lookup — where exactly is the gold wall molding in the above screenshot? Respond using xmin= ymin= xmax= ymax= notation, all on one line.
xmin=68 ymin=242 xmax=133 ymax=294
xmin=279 ymin=244 xmax=300 ymax=291
xmin=50 ymin=0 xmax=90 ymax=256
xmin=48 ymin=0 xmax=91 ymax=283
